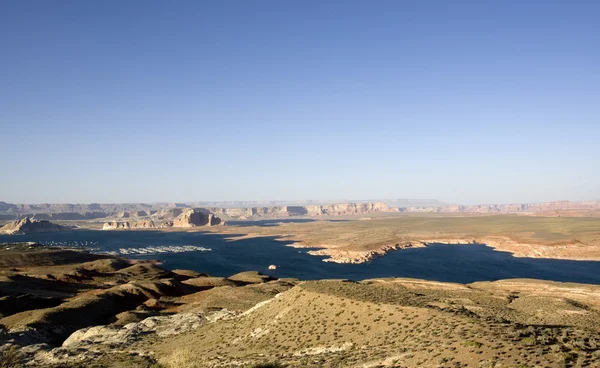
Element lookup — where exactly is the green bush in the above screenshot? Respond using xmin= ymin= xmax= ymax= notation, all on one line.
xmin=462 ymin=340 xmax=483 ymax=348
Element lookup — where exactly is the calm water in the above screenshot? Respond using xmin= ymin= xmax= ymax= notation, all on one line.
xmin=1 ymin=229 xmax=600 ymax=284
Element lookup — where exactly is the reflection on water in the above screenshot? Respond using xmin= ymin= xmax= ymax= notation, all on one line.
xmin=1 ymin=230 xmax=599 ymax=284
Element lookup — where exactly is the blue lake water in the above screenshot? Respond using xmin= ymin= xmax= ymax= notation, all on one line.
xmin=1 ymin=229 xmax=600 ymax=284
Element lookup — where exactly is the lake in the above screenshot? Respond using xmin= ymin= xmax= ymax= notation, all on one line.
xmin=1 ymin=229 xmax=600 ymax=284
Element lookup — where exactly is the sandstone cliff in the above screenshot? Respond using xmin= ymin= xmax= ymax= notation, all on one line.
xmin=102 ymin=221 xmax=131 ymax=230
xmin=133 ymin=219 xmax=157 ymax=229
xmin=2 ymin=200 xmax=599 ymax=222
xmin=305 ymin=202 xmax=391 ymax=216
xmin=172 ymin=209 xmax=222 ymax=227
xmin=102 ymin=220 xmax=157 ymax=230
xmin=399 ymin=200 xmax=600 ymax=214
xmin=0 ymin=217 xmax=68 ymax=235
xmin=207 ymin=202 xmax=394 ymax=220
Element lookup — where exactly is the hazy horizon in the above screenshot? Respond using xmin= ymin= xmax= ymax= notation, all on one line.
xmin=1 ymin=197 xmax=599 ymax=207
xmin=2 ymin=1 xmax=599 ymax=204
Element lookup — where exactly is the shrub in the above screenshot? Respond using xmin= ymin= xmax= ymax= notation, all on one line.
xmin=248 ymin=363 xmax=285 ymax=368
xmin=521 ymin=337 xmax=536 ymax=346
xmin=463 ymin=340 xmax=483 ymax=348
xmin=0 ymin=345 xmax=22 ymax=368
xmin=159 ymin=348 xmax=203 ymax=368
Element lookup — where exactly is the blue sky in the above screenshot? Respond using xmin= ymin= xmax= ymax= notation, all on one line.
xmin=1 ymin=1 xmax=598 ymax=204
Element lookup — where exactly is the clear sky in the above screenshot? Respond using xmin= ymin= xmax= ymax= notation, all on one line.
xmin=1 ymin=1 xmax=598 ymax=204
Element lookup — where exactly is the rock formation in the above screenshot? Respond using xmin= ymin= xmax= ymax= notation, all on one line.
xmin=133 ymin=219 xmax=157 ymax=229
xmin=204 ymin=202 xmax=394 ymax=220
xmin=102 ymin=210 xmax=221 ymax=230
xmin=102 ymin=221 xmax=131 ymax=230
xmin=305 ymin=202 xmax=391 ymax=216
xmin=172 ymin=209 xmax=222 ymax=228
xmin=151 ymin=208 xmax=184 ymax=220
xmin=102 ymin=220 xmax=157 ymax=230
xmin=0 ymin=217 xmax=68 ymax=235
xmin=1 ymin=200 xmax=599 ymax=223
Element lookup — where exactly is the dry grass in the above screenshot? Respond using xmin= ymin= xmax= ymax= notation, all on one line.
xmin=158 ymin=348 xmax=204 ymax=368
xmin=150 ymin=279 xmax=600 ymax=367
xmin=0 ymin=345 xmax=22 ymax=368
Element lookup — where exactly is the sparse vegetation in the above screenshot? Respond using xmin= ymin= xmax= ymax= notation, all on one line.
xmin=2 ymin=244 xmax=599 ymax=368
xmin=0 ymin=345 xmax=22 ymax=368
xmin=463 ymin=340 xmax=483 ymax=348
xmin=247 ymin=363 xmax=285 ymax=368
xmin=159 ymin=349 xmax=203 ymax=368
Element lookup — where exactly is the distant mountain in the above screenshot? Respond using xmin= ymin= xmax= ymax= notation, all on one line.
xmin=0 ymin=200 xmax=598 ymax=221
xmin=398 ymin=200 xmax=600 ymax=214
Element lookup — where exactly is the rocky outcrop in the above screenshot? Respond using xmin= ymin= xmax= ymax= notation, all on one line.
xmin=172 ymin=209 xmax=222 ymax=228
xmin=102 ymin=221 xmax=131 ymax=230
xmin=62 ymin=309 xmax=237 ymax=347
xmin=2 ymin=200 xmax=599 ymax=223
xmin=0 ymin=218 xmax=68 ymax=235
xmin=102 ymin=220 xmax=157 ymax=230
xmin=132 ymin=219 xmax=156 ymax=229
xmin=207 ymin=202 xmax=394 ymax=220
xmin=306 ymin=202 xmax=391 ymax=216
xmin=103 ymin=209 xmax=222 ymax=230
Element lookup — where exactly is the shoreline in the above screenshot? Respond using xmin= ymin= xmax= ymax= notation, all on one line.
xmin=283 ymin=236 xmax=600 ymax=264
xmin=4 ymin=222 xmax=600 ymax=265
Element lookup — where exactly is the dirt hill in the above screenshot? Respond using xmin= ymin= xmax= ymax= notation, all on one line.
xmin=1 ymin=246 xmax=599 ymax=367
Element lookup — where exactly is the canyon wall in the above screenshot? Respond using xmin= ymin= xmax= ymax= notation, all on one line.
xmin=2 ymin=200 xmax=599 ymax=223
xmin=399 ymin=200 xmax=600 ymax=214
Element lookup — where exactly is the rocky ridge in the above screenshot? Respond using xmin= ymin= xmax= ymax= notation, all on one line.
xmin=206 ymin=202 xmax=393 ymax=220
xmin=102 ymin=219 xmax=161 ymax=230
xmin=1 ymin=246 xmax=599 ymax=368
xmin=102 ymin=209 xmax=222 ymax=230
xmin=0 ymin=218 xmax=69 ymax=235
xmin=399 ymin=200 xmax=600 ymax=214
xmin=2 ymin=200 xmax=599 ymax=223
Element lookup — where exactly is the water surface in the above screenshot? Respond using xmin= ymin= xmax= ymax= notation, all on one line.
xmin=1 ymin=230 xmax=599 ymax=284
